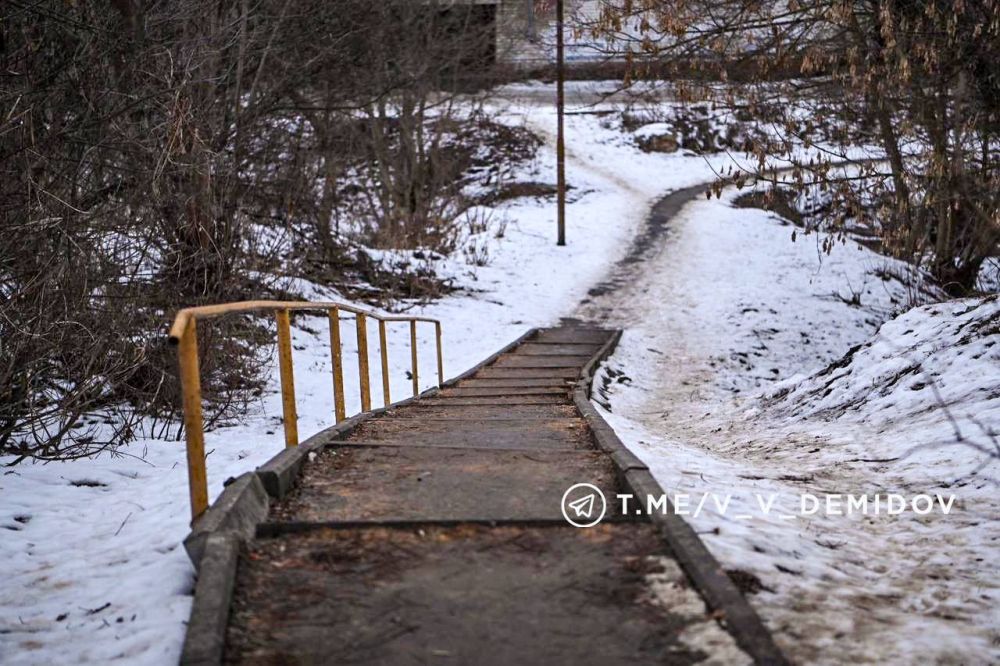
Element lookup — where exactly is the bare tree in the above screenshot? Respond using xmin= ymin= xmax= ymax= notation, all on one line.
xmin=1 ymin=0 xmax=521 ymax=460
xmin=0 ymin=0 xmax=329 ymax=459
xmin=586 ymin=0 xmax=1000 ymax=294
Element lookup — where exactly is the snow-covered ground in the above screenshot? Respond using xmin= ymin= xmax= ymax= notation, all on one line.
xmin=0 ymin=82 xmax=719 ymax=665
xmin=586 ymin=189 xmax=1000 ymax=663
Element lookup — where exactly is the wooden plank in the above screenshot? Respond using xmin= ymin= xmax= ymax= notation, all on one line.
xmin=417 ymin=395 xmax=568 ymax=406
xmin=345 ymin=415 xmax=590 ymax=446
xmin=268 ymin=447 xmax=616 ymax=523
xmin=225 ymin=525 xmax=702 ymax=665
xmin=493 ymin=354 xmax=593 ymax=368
xmin=456 ymin=377 xmax=575 ymax=389
xmin=474 ymin=367 xmax=580 ymax=379
xmin=388 ymin=404 xmax=580 ymax=419
xmin=533 ymin=328 xmax=613 ymax=344
xmin=514 ymin=342 xmax=603 ymax=356
xmin=437 ymin=386 xmax=570 ymax=397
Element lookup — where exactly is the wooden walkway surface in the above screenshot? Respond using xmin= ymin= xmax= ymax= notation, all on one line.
xmin=181 ymin=326 xmax=787 ymax=665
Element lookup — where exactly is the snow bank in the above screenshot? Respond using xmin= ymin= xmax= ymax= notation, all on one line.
xmin=588 ymin=188 xmax=1000 ymax=664
xmin=765 ymin=296 xmax=1000 ymax=487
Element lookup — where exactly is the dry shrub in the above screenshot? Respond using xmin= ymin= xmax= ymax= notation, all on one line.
xmin=587 ymin=1 xmax=1000 ymax=295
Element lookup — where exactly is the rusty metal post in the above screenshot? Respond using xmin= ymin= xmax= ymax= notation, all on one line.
xmin=356 ymin=313 xmax=371 ymax=411
xmin=378 ymin=319 xmax=390 ymax=406
xmin=178 ymin=319 xmax=209 ymax=521
xmin=328 ymin=308 xmax=346 ymax=423
xmin=555 ymin=0 xmax=566 ymax=246
xmin=435 ymin=321 xmax=444 ymax=386
xmin=275 ymin=309 xmax=298 ymax=447
xmin=410 ymin=320 xmax=419 ymax=397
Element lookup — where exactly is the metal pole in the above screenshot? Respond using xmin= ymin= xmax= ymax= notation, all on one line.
xmin=556 ymin=0 xmax=566 ymax=246
xmin=178 ymin=319 xmax=208 ymax=521
xmin=378 ymin=319 xmax=390 ymax=407
xmin=410 ymin=320 xmax=419 ymax=397
xmin=275 ymin=309 xmax=298 ymax=448
xmin=356 ymin=313 xmax=372 ymax=411
xmin=435 ymin=321 xmax=444 ymax=386
xmin=328 ymin=308 xmax=346 ymax=422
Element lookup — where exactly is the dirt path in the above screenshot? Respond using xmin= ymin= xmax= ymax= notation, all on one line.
xmin=579 ymin=182 xmax=710 ymax=304
xmin=571 ymin=183 xmax=729 ymax=431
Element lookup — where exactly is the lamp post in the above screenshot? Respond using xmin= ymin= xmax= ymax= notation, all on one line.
xmin=555 ymin=0 xmax=566 ymax=246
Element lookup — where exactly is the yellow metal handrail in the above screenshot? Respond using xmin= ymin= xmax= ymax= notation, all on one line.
xmin=168 ymin=300 xmax=443 ymax=520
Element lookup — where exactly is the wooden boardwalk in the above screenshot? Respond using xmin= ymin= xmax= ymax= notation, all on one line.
xmin=181 ymin=326 xmax=787 ymax=665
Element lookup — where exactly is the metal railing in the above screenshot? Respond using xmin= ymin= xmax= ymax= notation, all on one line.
xmin=168 ymin=300 xmax=443 ymax=520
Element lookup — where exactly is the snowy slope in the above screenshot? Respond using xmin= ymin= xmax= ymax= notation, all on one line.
xmin=589 ymin=189 xmax=1000 ymax=664
xmin=765 ymin=295 xmax=1000 ymax=488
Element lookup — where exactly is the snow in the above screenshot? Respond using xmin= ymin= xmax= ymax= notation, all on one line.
xmin=765 ymin=295 xmax=999 ymax=488
xmin=587 ymin=188 xmax=1000 ymax=663
xmin=644 ymin=557 xmax=751 ymax=665
xmin=0 ymin=82 xmax=719 ymax=664
xmin=632 ymin=122 xmax=673 ymax=139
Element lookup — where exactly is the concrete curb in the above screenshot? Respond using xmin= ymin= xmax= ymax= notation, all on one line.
xmin=574 ymin=331 xmax=790 ymax=666
xmin=572 ymin=328 xmax=649 ymax=475
xmin=179 ymin=534 xmax=240 ymax=666
xmin=184 ymin=473 xmax=269 ymax=569
xmin=254 ymin=435 xmax=328 ymax=499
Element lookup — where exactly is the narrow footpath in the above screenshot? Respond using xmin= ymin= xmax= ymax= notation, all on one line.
xmin=182 ymin=326 xmax=785 ymax=664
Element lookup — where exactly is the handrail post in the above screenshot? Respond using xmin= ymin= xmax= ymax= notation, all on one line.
xmin=328 ymin=308 xmax=346 ymax=423
xmin=169 ymin=301 xmax=443 ymax=521
xmin=435 ymin=321 xmax=443 ymax=386
xmin=356 ymin=313 xmax=371 ymax=411
xmin=178 ymin=318 xmax=208 ymax=521
xmin=410 ymin=320 xmax=419 ymax=397
xmin=275 ymin=309 xmax=298 ymax=447
xmin=378 ymin=319 xmax=390 ymax=406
